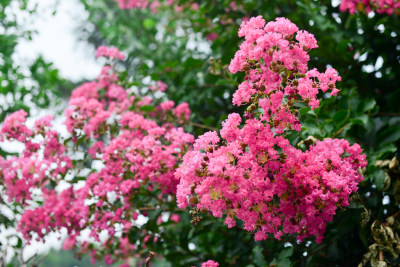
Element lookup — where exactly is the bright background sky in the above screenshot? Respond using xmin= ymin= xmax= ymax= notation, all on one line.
xmin=14 ymin=0 xmax=102 ymax=82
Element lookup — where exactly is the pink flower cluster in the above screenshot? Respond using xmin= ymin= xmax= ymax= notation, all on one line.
xmin=229 ymin=16 xmax=341 ymax=134
xmin=96 ymin=46 xmax=125 ymax=60
xmin=149 ymin=80 xmax=168 ymax=92
xmin=114 ymin=0 xmax=149 ymax=10
xmin=0 ymin=110 xmax=32 ymax=142
xmin=114 ymin=0 xmax=198 ymax=13
xmin=339 ymin=0 xmax=400 ymax=15
xmin=201 ymin=260 xmax=219 ymax=267
xmin=1 ymin=46 xmax=193 ymax=264
xmin=0 ymin=114 xmax=72 ymax=205
xmin=176 ymin=17 xmax=367 ymax=243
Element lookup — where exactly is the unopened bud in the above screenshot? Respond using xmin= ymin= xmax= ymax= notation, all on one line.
xmin=241 ymin=62 xmax=250 ymax=71
xmin=189 ymin=196 xmax=199 ymax=205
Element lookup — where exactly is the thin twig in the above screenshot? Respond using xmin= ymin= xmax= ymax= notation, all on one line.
xmin=190 ymin=122 xmax=218 ymax=131
xmin=331 ymin=124 xmax=348 ymax=138
xmin=296 ymin=243 xmax=330 ymax=263
xmin=376 ymin=112 xmax=400 ymax=117
xmin=391 ymin=210 xmax=400 ymax=219
xmin=145 ymin=251 xmax=155 ymax=267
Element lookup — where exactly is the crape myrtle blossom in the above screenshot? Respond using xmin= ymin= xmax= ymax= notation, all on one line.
xmin=114 ymin=0 xmax=400 ymax=15
xmin=0 ymin=110 xmax=32 ymax=142
xmin=339 ymin=0 xmax=400 ymax=15
xmin=0 ymin=46 xmax=194 ymax=265
xmin=96 ymin=45 xmax=125 ymax=60
xmin=201 ymin=260 xmax=219 ymax=267
xmin=114 ymin=0 xmax=199 ymax=13
xmin=176 ymin=17 xmax=367 ymax=243
xmin=149 ymin=80 xmax=168 ymax=92
xmin=228 ymin=16 xmax=341 ymax=134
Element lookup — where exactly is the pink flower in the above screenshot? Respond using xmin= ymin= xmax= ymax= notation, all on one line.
xmin=150 ymin=80 xmax=168 ymax=92
xmin=206 ymin=33 xmax=218 ymax=41
xmin=202 ymin=260 xmax=219 ymax=267
xmin=170 ymin=214 xmax=180 ymax=223
xmin=62 ymin=236 xmax=76 ymax=250
xmin=160 ymin=100 xmax=175 ymax=111
xmin=174 ymin=102 xmax=191 ymax=121
xmin=96 ymin=45 xmax=125 ymax=60
xmin=1 ymin=110 xmax=32 ymax=142
xmin=339 ymin=0 xmax=400 ymax=15
xmin=104 ymin=254 xmax=113 ymax=265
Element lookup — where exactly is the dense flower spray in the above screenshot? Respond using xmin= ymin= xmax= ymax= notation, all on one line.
xmin=114 ymin=0 xmax=198 ymax=13
xmin=0 ymin=46 xmax=193 ymax=265
xmin=176 ymin=16 xmax=367 ymax=243
xmin=339 ymin=0 xmax=400 ymax=14
xmin=115 ymin=0 xmax=400 ymax=15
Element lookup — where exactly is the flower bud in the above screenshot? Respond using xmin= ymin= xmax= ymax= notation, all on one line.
xmin=241 ymin=62 xmax=251 ymax=71
xmin=189 ymin=196 xmax=199 ymax=205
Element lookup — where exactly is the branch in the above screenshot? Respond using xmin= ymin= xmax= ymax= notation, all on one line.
xmin=190 ymin=122 xmax=218 ymax=131
xmin=145 ymin=251 xmax=155 ymax=267
xmin=295 ymin=243 xmax=330 ymax=263
xmin=376 ymin=112 xmax=400 ymax=117
xmin=391 ymin=210 xmax=400 ymax=219
xmin=331 ymin=124 xmax=348 ymax=138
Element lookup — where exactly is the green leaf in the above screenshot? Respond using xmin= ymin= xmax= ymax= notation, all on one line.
xmin=371 ymin=169 xmax=386 ymax=191
xmin=375 ymin=143 xmax=398 ymax=155
xmin=63 ymin=137 xmax=72 ymax=145
xmin=143 ymin=18 xmax=156 ymax=29
xmin=76 ymin=136 xmax=86 ymax=146
xmin=70 ymin=176 xmax=87 ymax=183
xmin=299 ymin=107 xmax=311 ymax=116
xmin=377 ymin=126 xmax=400 ymax=145
xmin=270 ymin=257 xmax=291 ymax=267
xmin=357 ymin=98 xmax=376 ymax=113
xmin=332 ymin=109 xmax=349 ymax=123
xmin=16 ymin=237 xmax=22 ymax=249
xmin=139 ymin=105 xmax=155 ymax=112
xmin=252 ymin=246 xmax=267 ymax=267
xmin=215 ymin=79 xmax=236 ymax=86
xmin=351 ymin=114 xmax=368 ymax=125
xmin=279 ymin=246 xmax=293 ymax=259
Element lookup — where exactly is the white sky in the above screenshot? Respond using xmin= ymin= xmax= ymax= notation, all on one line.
xmin=14 ymin=0 xmax=102 ymax=82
